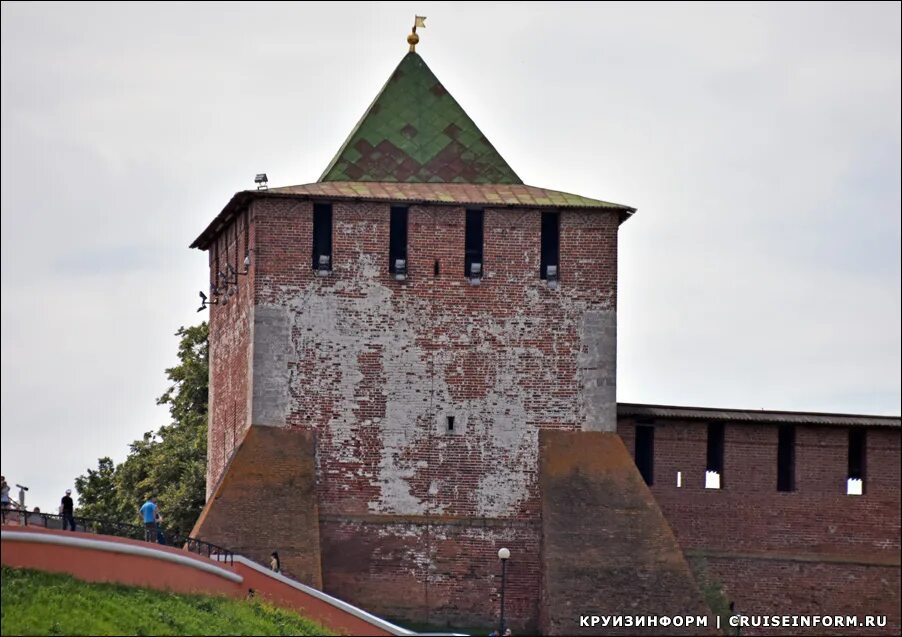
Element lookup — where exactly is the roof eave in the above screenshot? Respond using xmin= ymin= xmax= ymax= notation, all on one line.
xmin=190 ymin=190 xmax=253 ymax=250
xmin=617 ymin=402 xmax=901 ymax=429
xmin=618 ymin=208 xmax=636 ymax=225
xmin=191 ymin=188 xmax=636 ymax=251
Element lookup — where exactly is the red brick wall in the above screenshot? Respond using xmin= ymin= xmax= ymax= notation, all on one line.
xmin=320 ymin=515 xmax=541 ymax=630
xmin=203 ymin=197 xmax=619 ymax=629
xmin=692 ymin=556 xmax=900 ymax=636
xmin=247 ymin=199 xmax=619 ymax=516
xmin=618 ymin=418 xmax=901 ymax=634
xmin=206 ymin=208 xmax=253 ymax=495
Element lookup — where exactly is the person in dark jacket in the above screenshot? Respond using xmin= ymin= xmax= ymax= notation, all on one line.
xmin=60 ymin=489 xmax=76 ymax=531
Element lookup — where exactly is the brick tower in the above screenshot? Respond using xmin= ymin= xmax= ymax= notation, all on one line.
xmin=190 ymin=34 xmax=714 ymax=634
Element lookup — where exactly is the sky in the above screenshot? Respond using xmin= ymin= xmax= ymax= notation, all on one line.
xmin=2 ymin=2 xmax=900 ymax=513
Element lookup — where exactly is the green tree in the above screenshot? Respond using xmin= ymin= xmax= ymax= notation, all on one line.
xmin=72 ymin=457 xmax=128 ymax=522
xmin=75 ymin=323 xmax=208 ymax=537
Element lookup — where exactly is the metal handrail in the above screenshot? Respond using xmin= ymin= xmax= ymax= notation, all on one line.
xmin=0 ymin=506 xmax=234 ymax=566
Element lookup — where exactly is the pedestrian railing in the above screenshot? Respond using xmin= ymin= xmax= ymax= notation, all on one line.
xmin=0 ymin=506 xmax=234 ymax=565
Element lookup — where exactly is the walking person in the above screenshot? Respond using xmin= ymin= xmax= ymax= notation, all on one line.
xmin=60 ymin=489 xmax=76 ymax=531
xmin=270 ymin=551 xmax=281 ymax=574
xmin=139 ymin=496 xmax=159 ymax=542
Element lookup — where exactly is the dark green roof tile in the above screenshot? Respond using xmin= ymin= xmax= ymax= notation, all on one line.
xmin=320 ymin=52 xmax=521 ymax=184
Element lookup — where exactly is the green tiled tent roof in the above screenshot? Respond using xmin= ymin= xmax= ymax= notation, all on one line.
xmin=190 ymin=48 xmax=638 ymax=251
xmin=320 ymin=52 xmax=522 ymax=184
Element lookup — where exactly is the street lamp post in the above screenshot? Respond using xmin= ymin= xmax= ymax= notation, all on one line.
xmin=498 ymin=547 xmax=510 ymax=635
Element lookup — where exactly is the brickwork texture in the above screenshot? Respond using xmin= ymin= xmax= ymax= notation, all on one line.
xmin=196 ymin=197 xmax=901 ymax=634
xmin=620 ymin=418 xmax=901 ymax=635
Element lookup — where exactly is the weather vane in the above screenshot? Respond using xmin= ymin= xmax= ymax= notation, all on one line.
xmin=408 ymin=15 xmax=426 ymax=52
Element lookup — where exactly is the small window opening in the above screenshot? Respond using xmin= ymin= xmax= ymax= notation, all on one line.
xmin=540 ymin=212 xmax=560 ymax=284
xmin=312 ymin=203 xmax=333 ymax=273
xmin=242 ymin=209 xmax=250 ymax=272
xmin=434 ymin=259 xmax=440 ymax=277
xmin=635 ymin=425 xmax=655 ymax=486
xmin=777 ymin=424 xmax=795 ymax=492
xmin=705 ymin=422 xmax=725 ymax=489
xmin=212 ymin=233 xmax=220 ymax=294
xmin=676 ymin=471 xmax=682 ymax=488
xmin=465 ymin=209 xmax=483 ymax=282
xmin=704 ymin=471 xmax=721 ymax=490
xmin=389 ymin=206 xmax=408 ymax=279
xmin=847 ymin=428 xmax=866 ymax=496
xmin=446 ymin=416 xmax=455 ymax=432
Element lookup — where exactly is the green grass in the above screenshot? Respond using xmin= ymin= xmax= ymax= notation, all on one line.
xmin=1 ymin=567 xmax=333 ymax=636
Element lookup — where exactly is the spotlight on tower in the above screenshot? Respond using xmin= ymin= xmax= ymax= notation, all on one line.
xmin=394 ymin=258 xmax=408 ymax=281
xmin=218 ymin=270 xmax=230 ymax=288
xmin=225 ymin=263 xmax=238 ymax=284
xmin=546 ymin=264 xmax=559 ymax=290
xmin=255 ymin=173 xmax=268 ymax=190
xmin=315 ymin=254 xmax=331 ymax=276
xmin=468 ymin=262 xmax=482 ymax=286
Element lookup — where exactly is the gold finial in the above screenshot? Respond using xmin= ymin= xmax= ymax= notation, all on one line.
xmin=408 ymin=15 xmax=426 ymax=52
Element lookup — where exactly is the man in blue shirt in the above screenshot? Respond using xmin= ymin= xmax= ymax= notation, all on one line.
xmin=139 ymin=496 xmax=159 ymax=542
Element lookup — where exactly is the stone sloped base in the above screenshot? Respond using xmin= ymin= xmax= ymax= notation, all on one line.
xmin=539 ymin=430 xmax=715 ymax=635
xmin=192 ymin=426 xmax=322 ymax=589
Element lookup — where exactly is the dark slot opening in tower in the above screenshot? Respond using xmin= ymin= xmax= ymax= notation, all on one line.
xmin=447 ymin=416 xmax=455 ymax=432
xmin=464 ymin=209 xmax=484 ymax=278
xmin=847 ymin=428 xmax=866 ymax=495
xmin=540 ymin=211 xmax=560 ymax=279
xmin=312 ymin=203 xmax=333 ymax=271
xmin=706 ymin=422 xmax=725 ymax=489
xmin=389 ymin=206 xmax=408 ymax=274
xmin=212 ymin=239 xmax=219 ymax=292
xmin=777 ymin=424 xmax=795 ymax=492
xmin=635 ymin=425 xmax=655 ymax=486
xmin=243 ymin=208 xmax=250 ymax=268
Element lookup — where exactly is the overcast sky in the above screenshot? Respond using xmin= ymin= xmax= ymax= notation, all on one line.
xmin=2 ymin=2 xmax=899 ymax=513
